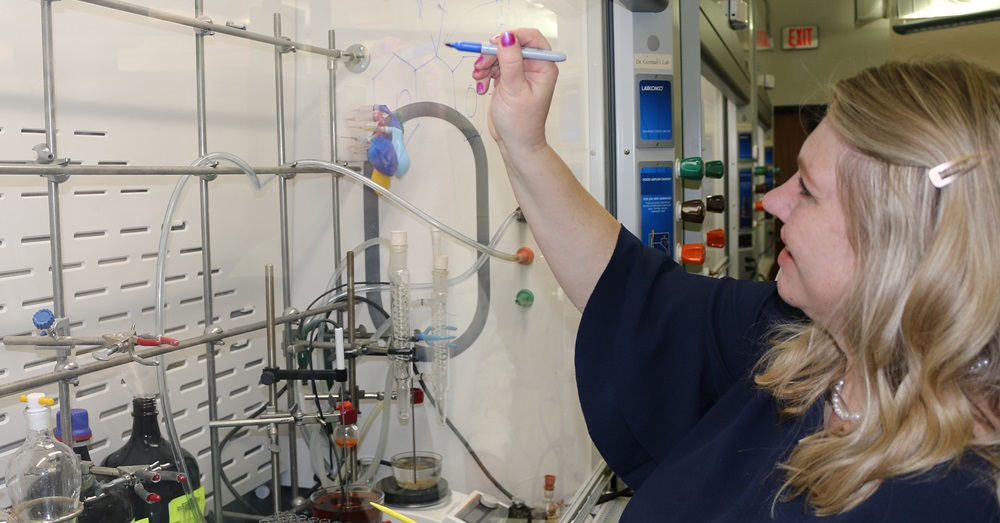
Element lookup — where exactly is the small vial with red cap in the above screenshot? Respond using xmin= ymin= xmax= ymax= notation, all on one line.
xmin=543 ymin=474 xmax=562 ymax=522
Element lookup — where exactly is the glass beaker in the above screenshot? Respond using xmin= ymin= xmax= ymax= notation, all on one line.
xmin=390 ymin=451 xmax=442 ymax=490
xmin=309 ymin=485 xmax=384 ymax=523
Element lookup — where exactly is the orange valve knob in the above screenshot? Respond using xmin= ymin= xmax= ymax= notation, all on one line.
xmin=681 ymin=244 xmax=706 ymax=265
xmin=516 ymin=246 xmax=534 ymax=265
xmin=706 ymin=229 xmax=726 ymax=248
xmin=754 ymin=200 xmax=765 ymax=212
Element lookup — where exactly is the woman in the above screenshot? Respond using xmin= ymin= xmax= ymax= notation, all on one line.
xmin=472 ymin=28 xmax=1000 ymax=520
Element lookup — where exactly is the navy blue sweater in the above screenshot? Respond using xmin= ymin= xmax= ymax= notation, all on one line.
xmin=576 ymin=226 xmax=998 ymax=521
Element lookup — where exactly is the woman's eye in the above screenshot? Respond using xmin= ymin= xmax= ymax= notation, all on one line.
xmin=798 ymin=178 xmax=813 ymax=198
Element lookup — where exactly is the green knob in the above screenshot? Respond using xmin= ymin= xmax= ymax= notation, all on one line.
xmin=705 ymin=160 xmax=725 ymax=179
xmin=515 ymin=289 xmax=534 ymax=308
xmin=753 ymin=165 xmax=767 ymax=175
xmin=679 ymin=157 xmax=704 ymax=180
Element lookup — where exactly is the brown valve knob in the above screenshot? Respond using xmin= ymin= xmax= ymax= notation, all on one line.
xmin=706 ymin=194 xmax=726 ymax=213
xmin=706 ymin=229 xmax=726 ymax=248
xmin=681 ymin=244 xmax=706 ymax=265
xmin=754 ymin=183 xmax=769 ymax=194
xmin=680 ymin=200 xmax=705 ymax=223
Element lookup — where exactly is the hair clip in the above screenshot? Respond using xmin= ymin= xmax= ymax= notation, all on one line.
xmin=927 ymin=152 xmax=988 ymax=189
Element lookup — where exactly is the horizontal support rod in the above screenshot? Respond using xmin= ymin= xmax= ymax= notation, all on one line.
xmin=76 ymin=0 xmax=356 ymax=60
xmin=2 ymin=335 xmax=106 ymax=347
xmin=0 ymin=302 xmax=345 ymax=398
xmin=0 ymin=164 xmax=347 ymax=177
xmin=209 ymin=414 xmax=301 ymax=429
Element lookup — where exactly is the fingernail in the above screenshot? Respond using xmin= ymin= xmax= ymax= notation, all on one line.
xmin=501 ymin=31 xmax=515 ymax=47
xmin=475 ymin=55 xmax=484 ymax=66
xmin=476 ymin=82 xmax=486 ymax=94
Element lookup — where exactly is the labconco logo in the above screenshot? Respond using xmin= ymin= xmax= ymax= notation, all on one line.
xmin=641 ymin=85 xmax=664 ymax=91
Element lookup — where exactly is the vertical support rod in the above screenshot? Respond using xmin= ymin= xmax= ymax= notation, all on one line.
xmin=672 ymin=0 xmax=704 ymax=249
xmin=195 ymin=0 xmax=208 ymax=158
xmin=264 ymin=265 xmax=281 ymax=516
xmin=345 ymin=252 xmax=357 ymax=480
xmin=41 ymin=0 xmax=74 ymax=447
xmin=749 ymin=0 xmax=758 ymax=164
xmin=192 ymin=2 xmax=222 ymax=521
xmin=328 ymin=30 xmax=344 ymax=327
xmin=273 ymin=12 xmax=299 ymax=503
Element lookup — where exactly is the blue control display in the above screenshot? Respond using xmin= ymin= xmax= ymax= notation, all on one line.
xmin=637 ymin=76 xmax=673 ymax=146
xmin=640 ymin=164 xmax=674 ymax=256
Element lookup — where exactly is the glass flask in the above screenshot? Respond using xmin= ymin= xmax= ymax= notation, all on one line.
xmin=6 ymin=393 xmax=82 ymax=523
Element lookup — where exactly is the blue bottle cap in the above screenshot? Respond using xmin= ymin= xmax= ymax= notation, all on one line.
xmin=32 ymin=308 xmax=56 ymax=330
xmin=54 ymin=408 xmax=92 ymax=442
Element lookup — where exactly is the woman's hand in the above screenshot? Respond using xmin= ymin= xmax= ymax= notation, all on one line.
xmin=472 ymin=28 xmax=559 ymax=157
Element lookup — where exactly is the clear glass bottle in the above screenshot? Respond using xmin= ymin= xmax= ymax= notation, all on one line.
xmin=101 ymin=396 xmax=203 ymax=523
xmin=6 ymin=392 xmax=82 ymax=523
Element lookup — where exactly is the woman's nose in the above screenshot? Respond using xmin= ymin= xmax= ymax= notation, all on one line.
xmin=762 ymin=180 xmax=791 ymax=220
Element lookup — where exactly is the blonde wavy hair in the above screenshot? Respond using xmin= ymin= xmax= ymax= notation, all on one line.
xmin=755 ymin=58 xmax=1000 ymax=515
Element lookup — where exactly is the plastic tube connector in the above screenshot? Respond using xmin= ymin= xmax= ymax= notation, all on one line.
xmin=20 ymin=393 xmax=56 ymax=408
xmin=516 ymin=247 xmax=534 ymax=265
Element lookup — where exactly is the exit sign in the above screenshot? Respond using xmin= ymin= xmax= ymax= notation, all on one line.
xmin=782 ymin=25 xmax=819 ymax=50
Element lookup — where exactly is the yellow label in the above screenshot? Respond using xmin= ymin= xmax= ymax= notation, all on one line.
xmin=136 ymin=518 xmax=149 ymax=523
xmin=168 ymin=487 xmax=206 ymax=523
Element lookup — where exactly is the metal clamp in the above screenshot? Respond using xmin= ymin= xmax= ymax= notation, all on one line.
xmin=199 ymin=160 xmax=219 ymax=182
xmin=32 ymin=144 xmax=72 ymax=183
xmin=194 ymin=15 xmax=214 ymax=36
xmin=92 ymin=324 xmax=160 ymax=367
xmin=206 ymin=325 xmax=226 ymax=345
xmin=278 ymin=36 xmax=295 ymax=55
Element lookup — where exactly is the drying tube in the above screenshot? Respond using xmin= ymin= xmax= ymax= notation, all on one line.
xmin=388 ymin=230 xmax=413 ymax=423
xmin=430 ymin=255 xmax=450 ymax=424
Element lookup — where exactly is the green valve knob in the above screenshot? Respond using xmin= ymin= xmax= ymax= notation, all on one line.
xmin=705 ymin=160 xmax=724 ymax=179
xmin=515 ymin=289 xmax=534 ymax=308
xmin=679 ymin=157 xmax=704 ymax=180
xmin=753 ymin=165 xmax=767 ymax=175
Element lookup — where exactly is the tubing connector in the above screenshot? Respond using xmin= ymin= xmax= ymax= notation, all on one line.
xmin=516 ymin=247 xmax=534 ymax=265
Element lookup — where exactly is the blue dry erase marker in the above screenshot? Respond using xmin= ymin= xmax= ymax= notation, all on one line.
xmin=445 ymin=41 xmax=566 ymax=62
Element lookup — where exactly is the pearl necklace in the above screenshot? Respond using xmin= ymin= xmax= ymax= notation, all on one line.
xmin=829 ymin=357 xmax=991 ymax=423
xmin=830 ymin=380 xmax=862 ymax=422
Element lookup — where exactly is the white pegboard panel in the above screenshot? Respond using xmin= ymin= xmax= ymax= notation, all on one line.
xmin=0 ymin=0 xmax=300 ymax=511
